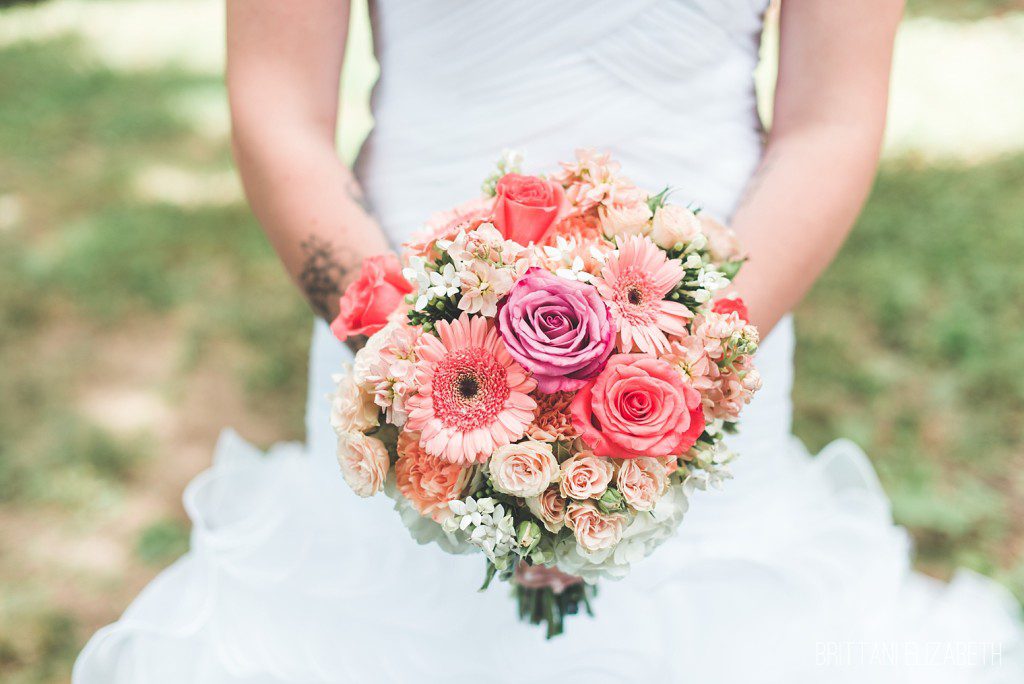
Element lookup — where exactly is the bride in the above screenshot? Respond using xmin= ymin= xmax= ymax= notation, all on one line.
xmin=76 ymin=0 xmax=1023 ymax=681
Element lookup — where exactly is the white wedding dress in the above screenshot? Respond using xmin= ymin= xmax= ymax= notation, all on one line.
xmin=75 ymin=1 xmax=1023 ymax=682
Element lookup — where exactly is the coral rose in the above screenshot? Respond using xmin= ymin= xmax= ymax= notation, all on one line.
xmin=712 ymin=295 xmax=749 ymax=323
xmin=616 ymin=457 xmax=669 ymax=511
xmin=496 ymin=268 xmax=615 ymax=393
xmin=488 ymin=440 xmax=560 ymax=498
xmin=395 ymin=431 xmax=471 ymax=522
xmin=330 ymin=254 xmax=413 ymax=341
xmin=491 ymin=173 xmax=567 ymax=245
xmin=571 ymin=354 xmax=705 ymax=459
xmin=336 ymin=432 xmax=390 ymax=498
xmin=559 ymin=451 xmax=615 ymax=500
xmin=565 ymin=501 xmax=627 ymax=553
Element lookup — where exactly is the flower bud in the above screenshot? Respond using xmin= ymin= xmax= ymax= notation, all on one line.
xmin=516 ymin=520 xmax=543 ymax=555
xmin=596 ymin=487 xmax=626 ymax=514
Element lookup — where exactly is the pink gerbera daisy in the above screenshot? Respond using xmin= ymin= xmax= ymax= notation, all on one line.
xmin=595 ymin=235 xmax=692 ymax=354
xmin=406 ymin=314 xmax=537 ymax=465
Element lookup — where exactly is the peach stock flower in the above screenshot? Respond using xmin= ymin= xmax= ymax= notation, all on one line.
xmin=616 ymin=457 xmax=669 ymax=511
xmin=565 ymin=501 xmax=627 ymax=553
xmin=559 ymin=451 xmax=615 ymax=500
xmin=488 ymin=440 xmax=560 ymax=498
xmin=526 ymin=390 xmax=580 ymax=443
xmin=406 ymin=314 xmax=537 ymax=465
xmin=395 ymin=431 xmax=471 ymax=522
xmin=337 ymin=432 xmax=390 ymax=498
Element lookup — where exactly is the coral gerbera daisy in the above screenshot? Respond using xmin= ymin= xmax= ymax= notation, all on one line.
xmin=595 ymin=235 xmax=691 ymax=354
xmin=406 ymin=313 xmax=537 ymax=465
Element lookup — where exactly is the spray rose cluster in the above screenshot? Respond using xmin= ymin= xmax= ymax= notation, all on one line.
xmin=328 ymin=150 xmax=760 ymax=637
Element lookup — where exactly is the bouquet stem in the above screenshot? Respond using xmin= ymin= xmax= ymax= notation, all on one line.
xmin=515 ymin=582 xmax=595 ymax=639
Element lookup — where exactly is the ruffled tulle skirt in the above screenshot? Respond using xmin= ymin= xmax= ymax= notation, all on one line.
xmin=74 ymin=424 xmax=1024 ymax=683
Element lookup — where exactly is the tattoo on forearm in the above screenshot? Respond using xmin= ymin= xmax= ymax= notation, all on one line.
xmin=347 ymin=180 xmax=373 ymax=215
xmin=299 ymin=236 xmax=352 ymax=320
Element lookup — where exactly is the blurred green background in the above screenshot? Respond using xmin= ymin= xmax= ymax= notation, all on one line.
xmin=1 ymin=0 xmax=1022 ymax=681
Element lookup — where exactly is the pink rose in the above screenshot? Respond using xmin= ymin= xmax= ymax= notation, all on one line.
xmin=616 ymin=457 xmax=669 ymax=511
xmin=488 ymin=440 xmax=559 ymax=498
xmin=559 ymin=451 xmax=615 ymax=500
xmin=525 ymin=486 xmax=568 ymax=533
xmin=395 ymin=431 xmax=471 ymax=522
xmin=565 ymin=501 xmax=627 ymax=553
xmin=496 ymin=268 xmax=615 ymax=393
xmin=571 ymin=354 xmax=705 ymax=459
xmin=330 ymin=254 xmax=413 ymax=341
xmin=336 ymin=432 xmax=390 ymax=498
xmin=491 ymin=173 xmax=567 ymax=245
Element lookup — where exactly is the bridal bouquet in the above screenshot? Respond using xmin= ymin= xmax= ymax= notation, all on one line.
xmin=329 ymin=150 xmax=761 ymax=637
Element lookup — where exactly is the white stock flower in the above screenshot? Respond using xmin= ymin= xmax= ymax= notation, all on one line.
xmin=444 ymin=497 xmax=517 ymax=565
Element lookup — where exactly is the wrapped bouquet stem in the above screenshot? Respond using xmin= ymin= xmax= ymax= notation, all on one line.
xmin=329 ymin=149 xmax=761 ymax=637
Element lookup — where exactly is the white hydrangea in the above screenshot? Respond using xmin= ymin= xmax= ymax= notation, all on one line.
xmin=684 ymin=441 xmax=736 ymax=493
xmin=553 ymin=484 xmax=690 ymax=582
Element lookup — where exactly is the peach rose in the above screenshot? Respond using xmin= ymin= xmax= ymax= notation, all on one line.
xmin=616 ymin=457 xmax=669 ymax=511
xmin=650 ymin=205 xmax=701 ymax=250
xmin=336 ymin=432 xmax=389 ymax=498
xmin=559 ymin=451 xmax=615 ymax=500
xmin=330 ymin=254 xmax=413 ymax=341
xmin=571 ymin=354 xmax=706 ymax=460
xmin=395 ymin=431 xmax=471 ymax=522
xmin=489 ymin=440 xmax=560 ymax=498
xmin=698 ymin=213 xmax=744 ymax=262
xmin=565 ymin=501 xmax=627 ymax=553
xmin=598 ymin=201 xmax=652 ymax=239
xmin=525 ymin=486 xmax=568 ymax=533
xmin=330 ymin=372 xmax=379 ymax=433
xmin=491 ymin=173 xmax=567 ymax=245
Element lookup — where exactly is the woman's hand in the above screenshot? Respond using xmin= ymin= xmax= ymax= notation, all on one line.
xmin=226 ymin=0 xmax=392 ymax=322
xmin=728 ymin=0 xmax=904 ymax=337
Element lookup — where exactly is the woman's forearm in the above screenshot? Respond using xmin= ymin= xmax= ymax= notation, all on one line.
xmin=227 ymin=0 xmax=390 ymax=323
xmin=231 ymin=124 xmax=391 ymax=321
xmin=725 ymin=0 xmax=901 ymax=337
xmin=727 ymin=122 xmax=883 ymax=336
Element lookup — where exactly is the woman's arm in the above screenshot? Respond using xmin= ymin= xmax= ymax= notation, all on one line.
xmin=226 ymin=0 xmax=391 ymax=321
xmin=729 ymin=0 xmax=904 ymax=336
